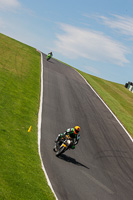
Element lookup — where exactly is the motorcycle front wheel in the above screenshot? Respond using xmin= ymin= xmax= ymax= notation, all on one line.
xmin=47 ymin=57 xmax=50 ymax=61
xmin=56 ymin=146 xmax=66 ymax=157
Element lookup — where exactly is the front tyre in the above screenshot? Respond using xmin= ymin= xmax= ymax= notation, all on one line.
xmin=56 ymin=146 xmax=66 ymax=157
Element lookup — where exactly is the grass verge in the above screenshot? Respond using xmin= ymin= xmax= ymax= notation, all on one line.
xmin=76 ymin=69 xmax=133 ymax=138
xmin=0 ymin=33 xmax=55 ymax=200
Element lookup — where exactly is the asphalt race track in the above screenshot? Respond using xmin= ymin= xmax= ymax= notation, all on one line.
xmin=40 ymin=53 xmax=133 ymax=200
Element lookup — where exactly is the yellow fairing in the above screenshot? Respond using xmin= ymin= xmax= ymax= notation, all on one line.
xmin=61 ymin=144 xmax=67 ymax=148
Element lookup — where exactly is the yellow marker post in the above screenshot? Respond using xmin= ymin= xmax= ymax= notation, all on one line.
xmin=28 ymin=126 xmax=32 ymax=132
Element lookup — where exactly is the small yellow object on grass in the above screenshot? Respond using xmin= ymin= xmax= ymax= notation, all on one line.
xmin=28 ymin=126 xmax=32 ymax=132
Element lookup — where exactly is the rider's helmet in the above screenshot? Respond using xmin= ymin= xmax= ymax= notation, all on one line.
xmin=74 ymin=126 xmax=80 ymax=134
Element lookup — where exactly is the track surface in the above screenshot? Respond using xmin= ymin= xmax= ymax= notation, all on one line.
xmin=41 ymin=54 xmax=133 ymax=200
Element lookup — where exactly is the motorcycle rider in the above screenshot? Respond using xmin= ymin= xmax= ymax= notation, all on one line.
xmin=48 ymin=51 xmax=53 ymax=56
xmin=53 ymin=126 xmax=80 ymax=152
xmin=47 ymin=51 xmax=53 ymax=61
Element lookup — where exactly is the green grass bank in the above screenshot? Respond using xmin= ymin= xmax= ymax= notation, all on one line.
xmin=76 ymin=69 xmax=133 ymax=138
xmin=0 ymin=33 xmax=55 ymax=200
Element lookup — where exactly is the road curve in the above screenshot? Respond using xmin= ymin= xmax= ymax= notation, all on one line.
xmin=40 ymin=53 xmax=133 ymax=200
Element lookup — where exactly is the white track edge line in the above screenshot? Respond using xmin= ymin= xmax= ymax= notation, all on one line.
xmin=38 ymin=52 xmax=58 ymax=200
xmin=74 ymin=69 xmax=133 ymax=143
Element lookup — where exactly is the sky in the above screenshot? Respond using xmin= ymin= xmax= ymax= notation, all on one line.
xmin=0 ymin=0 xmax=133 ymax=84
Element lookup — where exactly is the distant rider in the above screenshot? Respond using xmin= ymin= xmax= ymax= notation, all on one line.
xmin=53 ymin=126 xmax=80 ymax=152
xmin=48 ymin=51 xmax=53 ymax=56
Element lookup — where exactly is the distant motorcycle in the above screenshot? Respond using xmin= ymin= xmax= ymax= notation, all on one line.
xmin=54 ymin=135 xmax=73 ymax=157
xmin=46 ymin=52 xmax=53 ymax=61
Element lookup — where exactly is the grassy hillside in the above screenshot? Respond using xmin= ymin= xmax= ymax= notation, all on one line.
xmin=0 ymin=33 xmax=55 ymax=200
xmin=76 ymin=69 xmax=133 ymax=138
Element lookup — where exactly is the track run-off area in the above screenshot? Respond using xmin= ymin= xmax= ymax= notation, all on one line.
xmin=39 ymin=53 xmax=133 ymax=200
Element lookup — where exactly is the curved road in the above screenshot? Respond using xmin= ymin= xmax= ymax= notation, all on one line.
xmin=40 ymin=53 xmax=133 ymax=200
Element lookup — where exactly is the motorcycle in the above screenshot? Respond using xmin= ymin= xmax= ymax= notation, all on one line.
xmin=54 ymin=135 xmax=73 ymax=157
xmin=46 ymin=53 xmax=52 ymax=61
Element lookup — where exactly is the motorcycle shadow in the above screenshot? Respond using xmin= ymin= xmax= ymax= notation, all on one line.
xmin=59 ymin=154 xmax=90 ymax=170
